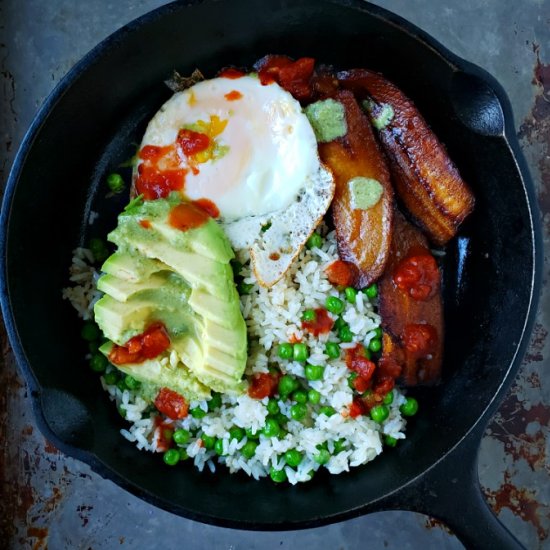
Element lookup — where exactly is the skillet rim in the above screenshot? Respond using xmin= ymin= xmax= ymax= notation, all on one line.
xmin=0 ymin=0 xmax=543 ymax=529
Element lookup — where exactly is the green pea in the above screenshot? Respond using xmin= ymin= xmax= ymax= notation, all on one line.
xmin=370 ymin=404 xmax=390 ymax=423
xmin=304 ymin=363 xmax=324 ymax=381
xmin=334 ymin=317 xmax=347 ymax=331
xmin=90 ymin=353 xmax=108 ymax=373
xmin=338 ymin=326 xmax=353 ymax=343
xmin=88 ymin=341 xmax=100 ymax=353
xmin=238 ymin=282 xmax=254 ymax=295
xmin=347 ymin=372 xmax=358 ymax=389
xmin=306 ymin=232 xmax=323 ymax=249
xmin=103 ymin=371 xmax=118 ymax=386
xmin=173 ymin=429 xmax=191 ymax=446
xmin=276 ymin=412 xmax=288 ymax=427
xmin=116 ymin=379 xmax=126 ymax=392
xmin=292 ymin=390 xmax=308 ymax=404
xmin=290 ymin=403 xmax=307 ymax=421
xmin=117 ymin=404 xmax=126 ymax=418
xmin=333 ymin=438 xmax=347 ymax=453
xmin=245 ymin=427 xmax=259 ymax=440
xmin=284 ymin=449 xmax=303 ymax=467
xmin=384 ymin=435 xmax=398 ymax=447
xmin=89 ymin=238 xmax=109 ymax=264
xmin=208 ymin=392 xmax=222 ymax=411
xmin=278 ymin=343 xmax=293 ymax=360
xmin=319 ymin=406 xmax=336 ymax=417
xmin=228 ymin=426 xmax=245 ymax=442
xmin=307 ymin=389 xmax=321 ymax=404
xmin=214 ymin=438 xmax=225 ymax=456
xmin=369 ymin=338 xmax=382 ymax=353
xmin=179 ymin=448 xmax=189 ymax=460
xmin=400 ymin=397 xmax=419 ymax=417
xmin=201 ymin=434 xmax=215 ymax=450
xmin=374 ymin=327 xmax=383 ymax=338
xmin=124 ymin=374 xmax=141 ymax=390
xmin=262 ymin=418 xmax=280 ymax=438
xmin=383 ymin=391 xmax=394 ymax=405
xmin=261 ymin=221 xmax=272 ymax=233
xmin=267 ymin=399 xmax=280 ymax=415
xmin=278 ymin=375 xmax=299 ymax=396
xmin=106 ymin=172 xmax=125 ymax=193
xmin=190 ymin=407 xmax=206 ymax=419
xmin=325 ymin=342 xmax=340 ymax=359
xmin=241 ymin=440 xmax=258 ymax=459
xmin=302 ymin=309 xmax=316 ymax=322
xmin=325 ymin=295 xmax=344 ymax=315
xmin=270 ymin=467 xmax=287 ymax=483
xmin=364 ymin=284 xmax=378 ymax=299
xmin=81 ymin=321 xmax=100 ymax=341
xmin=345 ymin=287 xmax=357 ymax=304
xmin=163 ymin=449 xmax=180 ymax=466
xmin=313 ymin=448 xmax=330 ymax=465
xmin=292 ymin=343 xmax=309 ymax=362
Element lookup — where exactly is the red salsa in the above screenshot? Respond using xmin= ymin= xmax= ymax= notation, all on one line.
xmin=325 ymin=259 xmax=359 ymax=287
xmin=109 ymin=322 xmax=170 ymax=365
xmin=176 ymin=128 xmax=210 ymax=156
xmin=193 ymin=198 xmax=220 ymax=219
xmin=256 ymin=55 xmax=315 ymax=101
xmin=153 ymin=416 xmax=175 ymax=452
xmin=168 ymin=202 xmax=210 ymax=232
xmin=248 ymin=372 xmax=279 ymax=399
xmin=224 ymin=90 xmax=243 ymax=101
xmin=402 ymin=323 xmax=438 ymax=358
xmin=154 ymin=387 xmax=189 ymax=420
xmin=392 ymin=251 xmax=439 ymax=301
xmin=218 ymin=67 xmax=246 ymax=79
xmin=301 ymin=308 xmax=334 ymax=337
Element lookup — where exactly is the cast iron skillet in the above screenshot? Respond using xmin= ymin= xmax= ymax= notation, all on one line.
xmin=0 ymin=0 xmax=542 ymax=548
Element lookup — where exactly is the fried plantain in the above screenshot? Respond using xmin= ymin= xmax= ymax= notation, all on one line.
xmin=338 ymin=69 xmax=474 ymax=246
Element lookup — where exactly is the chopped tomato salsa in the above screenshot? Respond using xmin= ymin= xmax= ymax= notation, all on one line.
xmin=402 ymin=323 xmax=438 ymax=358
xmin=349 ymin=397 xmax=367 ymax=418
xmin=256 ymin=55 xmax=315 ymax=101
xmin=154 ymin=387 xmax=189 ymax=420
xmin=109 ymin=323 xmax=170 ymax=365
xmin=325 ymin=259 xmax=359 ymax=287
xmin=345 ymin=344 xmax=376 ymax=382
xmin=248 ymin=372 xmax=279 ymax=399
xmin=393 ymin=251 xmax=439 ymax=301
xmin=168 ymin=202 xmax=210 ymax=232
xmin=301 ymin=308 xmax=334 ymax=336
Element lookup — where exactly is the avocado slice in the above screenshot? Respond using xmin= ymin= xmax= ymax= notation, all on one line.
xmin=94 ymin=194 xmax=247 ymax=399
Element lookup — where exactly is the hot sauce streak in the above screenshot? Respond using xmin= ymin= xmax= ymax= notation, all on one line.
xmin=109 ymin=323 xmax=170 ymax=365
xmin=168 ymin=202 xmax=211 ymax=231
xmin=301 ymin=308 xmax=334 ymax=337
xmin=176 ymin=129 xmax=210 ymax=156
xmin=224 ymin=90 xmax=243 ymax=101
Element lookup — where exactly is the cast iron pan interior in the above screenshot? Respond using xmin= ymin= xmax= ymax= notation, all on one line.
xmin=0 ymin=0 xmax=541 ymax=540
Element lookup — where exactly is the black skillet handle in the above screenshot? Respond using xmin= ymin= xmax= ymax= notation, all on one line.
xmin=377 ymin=423 xmax=524 ymax=550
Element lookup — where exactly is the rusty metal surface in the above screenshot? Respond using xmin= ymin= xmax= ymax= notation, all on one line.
xmin=0 ymin=1 xmax=548 ymax=548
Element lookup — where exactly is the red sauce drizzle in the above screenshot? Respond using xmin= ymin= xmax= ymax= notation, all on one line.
xmin=224 ymin=90 xmax=243 ymax=101
xmin=176 ymin=128 xmax=210 ymax=156
xmin=193 ymin=198 xmax=220 ymax=219
xmin=218 ymin=67 xmax=246 ymax=79
xmin=136 ymin=145 xmax=187 ymax=200
xmin=154 ymin=387 xmax=189 ymax=420
xmin=248 ymin=372 xmax=280 ymax=400
xmin=139 ymin=219 xmax=151 ymax=229
xmin=301 ymin=308 xmax=334 ymax=337
xmin=168 ymin=202 xmax=210 ymax=232
xmin=325 ymin=260 xmax=359 ymax=287
xmin=256 ymin=55 xmax=315 ymax=101
xmin=393 ymin=250 xmax=440 ymax=301
xmin=402 ymin=323 xmax=438 ymax=359
xmin=109 ymin=322 xmax=170 ymax=365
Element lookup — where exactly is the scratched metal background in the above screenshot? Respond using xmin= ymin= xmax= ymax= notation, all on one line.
xmin=0 ymin=1 xmax=548 ymax=548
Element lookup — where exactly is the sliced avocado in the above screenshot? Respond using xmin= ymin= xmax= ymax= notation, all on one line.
xmin=99 ymin=341 xmax=210 ymax=401
xmin=94 ymin=193 xmax=247 ymax=399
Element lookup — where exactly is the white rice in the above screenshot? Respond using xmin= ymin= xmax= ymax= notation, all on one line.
xmin=67 ymin=227 xmax=408 ymax=484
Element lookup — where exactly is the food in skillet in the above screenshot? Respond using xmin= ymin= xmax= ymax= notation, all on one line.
xmin=63 ymin=55 xmax=473 ymax=484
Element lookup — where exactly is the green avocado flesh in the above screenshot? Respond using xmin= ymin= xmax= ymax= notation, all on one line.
xmin=93 ymin=194 xmax=247 ymax=399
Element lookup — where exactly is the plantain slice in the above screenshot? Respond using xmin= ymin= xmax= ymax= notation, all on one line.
xmin=317 ymin=90 xmax=394 ymax=288
xmin=379 ymin=210 xmax=443 ymax=386
xmin=338 ymin=69 xmax=474 ymax=246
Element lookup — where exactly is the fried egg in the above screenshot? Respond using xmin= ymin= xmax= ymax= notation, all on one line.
xmin=135 ymin=74 xmax=335 ymax=286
